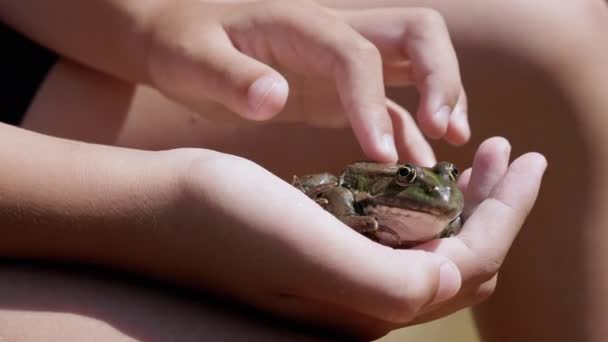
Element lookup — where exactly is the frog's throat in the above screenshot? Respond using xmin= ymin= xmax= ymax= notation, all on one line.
xmin=362 ymin=204 xmax=453 ymax=242
xmin=358 ymin=196 xmax=461 ymax=219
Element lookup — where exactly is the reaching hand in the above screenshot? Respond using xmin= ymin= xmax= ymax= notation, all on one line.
xmin=144 ymin=1 xmax=468 ymax=163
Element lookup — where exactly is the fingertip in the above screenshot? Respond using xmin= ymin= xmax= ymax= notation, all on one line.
xmin=445 ymin=89 xmax=470 ymax=144
xmin=445 ymin=109 xmax=471 ymax=145
xmin=457 ymin=168 xmax=472 ymax=192
xmin=379 ymin=133 xmax=399 ymax=162
xmin=505 ymin=152 xmax=548 ymax=183
xmin=475 ymin=137 xmax=511 ymax=162
xmin=418 ymin=105 xmax=450 ymax=140
xmin=483 ymin=136 xmax=511 ymax=148
xmin=430 ymin=260 xmax=461 ymax=305
xmin=356 ymin=132 xmax=399 ymax=163
xmin=386 ymin=99 xmax=436 ymax=165
xmin=435 ymin=106 xmax=452 ymax=125
xmin=415 ymin=147 xmax=437 ymax=167
xmin=525 ymin=152 xmax=548 ymax=171
xmin=247 ymin=73 xmax=289 ymax=120
xmin=464 ymin=137 xmax=512 ymax=215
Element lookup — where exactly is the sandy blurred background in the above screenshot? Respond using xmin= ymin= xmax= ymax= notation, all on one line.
xmin=378 ymin=310 xmax=478 ymax=342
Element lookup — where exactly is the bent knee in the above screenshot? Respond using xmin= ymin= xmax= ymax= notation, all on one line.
xmin=0 ymin=263 xmax=330 ymax=341
xmin=0 ymin=264 xmax=138 ymax=341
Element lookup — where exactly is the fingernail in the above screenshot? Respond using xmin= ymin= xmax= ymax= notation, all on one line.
xmin=431 ymin=261 xmax=461 ymax=305
xmin=381 ymin=133 xmax=399 ymax=162
xmin=415 ymin=141 xmax=436 ymax=167
xmin=454 ymin=110 xmax=471 ymax=140
xmin=247 ymin=74 xmax=288 ymax=120
xmin=420 ymin=153 xmax=437 ymax=168
xmin=435 ymin=105 xmax=451 ymax=121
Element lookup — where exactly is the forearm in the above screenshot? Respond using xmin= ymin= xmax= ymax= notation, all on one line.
xmin=0 ymin=123 xmax=183 ymax=267
xmin=0 ymin=0 xmax=167 ymax=84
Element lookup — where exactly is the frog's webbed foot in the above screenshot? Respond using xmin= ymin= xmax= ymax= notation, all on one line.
xmin=292 ymin=175 xmax=305 ymax=192
xmin=292 ymin=175 xmax=338 ymax=199
xmin=309 ymin=183 xmax=339 ymax=199
xmin=339 ymin=216 xmax=401 ymax=247
xmin=376 ymin=225 xmax=402 ymax=247
xmin=341 ymin=215 xmax=379 ymax=234
xmin=313 ymin=197 xmax=329 ymax=209
xmin=439 ymin=216 xmax=462 ymax=238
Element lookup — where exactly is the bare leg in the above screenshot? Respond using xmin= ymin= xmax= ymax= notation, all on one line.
xmin=0 ymin=262 xmax=333 ymax=341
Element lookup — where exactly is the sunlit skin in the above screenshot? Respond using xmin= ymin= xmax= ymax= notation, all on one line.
xmin=4 ymin=0 xmax=591 ymax=340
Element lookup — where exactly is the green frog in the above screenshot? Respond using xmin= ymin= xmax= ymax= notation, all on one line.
xmin=292 ymin=162 xmax=464 ymax=248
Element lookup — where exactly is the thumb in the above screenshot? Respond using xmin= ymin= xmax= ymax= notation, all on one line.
xmin=150 ymin=29 xmax=289 ymax=120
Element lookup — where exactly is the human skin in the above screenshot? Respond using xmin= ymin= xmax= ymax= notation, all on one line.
xmin=0 ymin=1 xmax=545 ymax=339
xmin=0 ymin=95 xmax=543 ymax=341
xmin=0 ymin=3 xmax=549 ymax=342
xmin=369 ymin=1 xmax=608 ymax=340
xmin=325 ymin=1 xmax=608 ymax=339
xmin=0 ymin=0 xmax=470 ymax=164
xmin=0 ymin=51 xmax=546 ymax=338
xmin=15 ymin=1 xmax=608 ymax=341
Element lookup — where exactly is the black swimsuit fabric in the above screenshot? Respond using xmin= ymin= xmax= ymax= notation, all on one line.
xmin=0 ymin=22 xmax=57 ymax=125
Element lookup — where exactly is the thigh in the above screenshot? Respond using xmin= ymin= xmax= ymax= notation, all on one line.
xmin=0 ymin=263 xmax=332 ymax=341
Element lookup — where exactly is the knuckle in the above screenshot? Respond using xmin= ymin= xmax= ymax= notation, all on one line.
xmin=337 ymin=38 xmax=382 ymax=67
xmin=264 ymin=0 xmax=324 ymax=20
xmin=458 ymin=235 xmax=502 ymax=282
xmin=378 ymin=287 xmax=421 ymax=323
xmin=411 ymin=8 xmax=447 ymax=32
xmin=375 ymin=259 xmax=438 ymax=323
xmin=352 ymin=39 xmax=382 ymax=60
xmin=473 ymin=257 xmax=502 ymax=282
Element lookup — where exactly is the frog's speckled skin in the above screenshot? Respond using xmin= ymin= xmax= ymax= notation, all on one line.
xmin=293 ymin=162 xmax=464 ymax=248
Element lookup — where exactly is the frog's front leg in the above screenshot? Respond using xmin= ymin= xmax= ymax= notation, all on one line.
xmin=321 ymin=186 xmax=379 ymax=234
xmin=292 ymin=173 xmax=338 ymax=208
xmin=439 ymin=216 xmax=462 ymax=238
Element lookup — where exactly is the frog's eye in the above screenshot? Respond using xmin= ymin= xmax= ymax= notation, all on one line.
xmin=448 ymin=165 xmax=460 ymax=182
xmin=396 ymin=165 xmax=417 ymax=185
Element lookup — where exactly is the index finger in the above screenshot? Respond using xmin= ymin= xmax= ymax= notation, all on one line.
xmin=342 ymin=8 xmax=468 ymax=144
xmin=254 ymin=2 xmax=401 ymax=162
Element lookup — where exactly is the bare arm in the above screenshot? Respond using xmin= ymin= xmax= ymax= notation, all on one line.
xmin=0 ymin=1 xmax=471 ymax=161
xmin=0 ymin=122 xmax=183 ymax=265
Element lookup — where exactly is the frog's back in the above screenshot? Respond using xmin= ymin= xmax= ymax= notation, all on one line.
xmin=339 ymin=162 xmax=398 ymax=192
xmin=296 ymin=172 xmax=337 ymax=192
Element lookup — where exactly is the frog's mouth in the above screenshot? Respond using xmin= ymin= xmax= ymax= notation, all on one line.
xmin=358 ymin=194 xmax=460 ymax=218
xmin=361 ymin=204 xmax=452 ymax=242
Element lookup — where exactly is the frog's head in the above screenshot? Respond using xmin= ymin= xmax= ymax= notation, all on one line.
xmin=361 ymin=162 xmax=464 ymax=243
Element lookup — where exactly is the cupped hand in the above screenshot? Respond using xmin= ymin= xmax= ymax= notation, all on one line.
xmin=166 ymin=136 xmax=545 ymax=339
xmin=144 ymin=0 xmax=468 ymax=164
xmin=409 ymin=137 xmax=547 ymax=324
xmin=170 ymin=149 xmax=461 ymax=339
